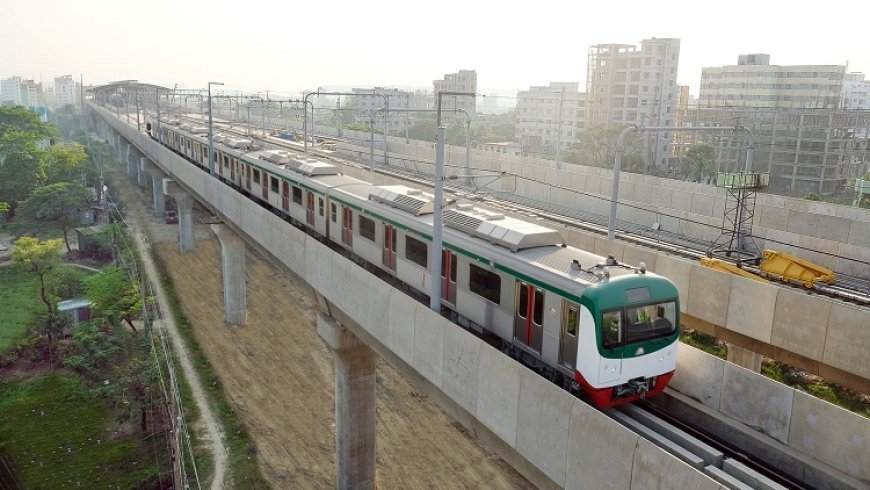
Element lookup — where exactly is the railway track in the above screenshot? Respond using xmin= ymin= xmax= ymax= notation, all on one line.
xmin=608 ymin=401 xmax=804 ymax=489
xmin=169 ymin=112 xmax=870 ymax=307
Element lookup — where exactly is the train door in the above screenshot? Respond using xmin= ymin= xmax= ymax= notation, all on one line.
xmin=441 ymin=249 xmax=457 ymax=305
xmin=514 ymin=281 xmax=544 ymax=353
xmin=245 ymin=165 xmax=251 ymax=190
xmin=383 ymin=224 xmax=396 ymax=271
xmin=341 ymin=207 xmax=353 ymax=247
xmin=230 ymin=159 xmax=236 ymax=182
xmin=306 ymin=192 xmax=315 ymax=225
xmin=281 ymin=181 xmax=290 ymax=212
xmin=559 ymin=301 xmax=580 ymax=369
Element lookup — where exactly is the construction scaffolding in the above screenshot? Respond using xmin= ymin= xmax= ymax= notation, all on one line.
xmin=681 ymin=108 xmax=870 ymax=195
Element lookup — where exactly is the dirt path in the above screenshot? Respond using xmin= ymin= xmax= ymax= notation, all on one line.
xmin=108 ymin=176 xmax=228 ymax=489
xmin=112 ymin=173 xmax=532 ymax=488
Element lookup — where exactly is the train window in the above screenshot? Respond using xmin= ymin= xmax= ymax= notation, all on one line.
xmin=565 ymin=306 xmax=579 ymax=336
xmin=292 ymin=186 xmax=302 ymax=205
xmin=405 ymin=235 xmax=428 ymax=268
xmin=331 ymin=203 xmax=337 ymax=222
xmin=319 ymin=198 xmax=324 ymax=217
xmin=625 ymin=301 xmax=676 ymax=344
xmin=253 ymin=169 xmax=260 ymax=184
xmin=602 ymin=310 xmax=622 ymax=349
xmin=469 ymin=264 xmax=501 ymax=304
xmin=223 ymin=155 xmax=229 ymax=167
xmin=270 ymin=177 xmax=279 ymax=193
xmin=359 ymin=215 xmax=375 ymax=241
xmin=533 ymin=290 xmax=544 ymax=325
xmin=517 ymin=284 xmax=529 ymax=318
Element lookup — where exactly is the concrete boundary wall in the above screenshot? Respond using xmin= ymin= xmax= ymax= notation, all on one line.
xmin=330 ymin=130 xmax=870 ymax=278
xmin=332 ymin=160 xmax=870 ymax=392
xmin=671 ymin=344 xmax=870 ymax=483
xmin=93 ymin=104 xmax=725 ymax=489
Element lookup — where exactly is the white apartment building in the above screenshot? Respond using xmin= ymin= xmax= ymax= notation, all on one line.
xmin=54 ymin=74 xmax=79 ymax=107
xmin=842 ymin=73 xmax=870 ymax=109
xmin=351 ymin=87 xmax=430 ymax=133
xmin=20 ymin=80 xmax=42 ymax=109
xmin=699 ymin=54 xmax=847 ymax=109
xmin=516 ymin=82 xmax=585 ymax=156
xmin=1 ymin=76 xmax=22 ymax=105
xmin=586 ymin=38 xmax=681 ymax=166
xmin=479 ymin=141 xmax=522 ymax=156
xmin=433 ymin=70 xmax=477 ymax=115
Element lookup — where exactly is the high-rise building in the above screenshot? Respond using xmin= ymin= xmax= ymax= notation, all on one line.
xmin=433 ymin=70 xmax=477 ymax=116
xmin=516 ymin=82 xmax=585 ymax=156
xmin=54 ymin=74 xmax=79 ymax=108
xmin=1 ymin=76 xmax=23 ymax=105
xmin=699 ymin=54 xmax=847 ymax=109
xmin=19 ymin=79 xmax=42 ymax=110
xmin=586 ymin=38 xmax=681 ymax=166
xmin=842 ymin=73 xmax=870 ymax=110
xmin=671 ymin=85 xmax=693 ymax=160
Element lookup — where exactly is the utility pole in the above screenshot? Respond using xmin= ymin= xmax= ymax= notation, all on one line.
xmin=555 ymin=87 xmax=564 ymax=169
xmin=430 ymin=91 xmax=476 ymax=312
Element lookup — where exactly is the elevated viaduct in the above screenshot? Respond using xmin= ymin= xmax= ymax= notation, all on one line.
xmin=89 ymin=100 xmax=869 ymax=489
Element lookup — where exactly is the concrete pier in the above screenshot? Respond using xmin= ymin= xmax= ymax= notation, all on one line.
xmin=163 ymin=179 xmax=195 ymax=253
xmin=317 ymin=314 xmax=377 ymax=490
xmin=144 ymin=161 xmax=166 ymax=217
xmin=137 ymin=157 xmax=147 ymax=186
xmin=126 ymin=144 xmax=135 ymax=177
xmin=210 ymin=223 xmax=247 ymax=326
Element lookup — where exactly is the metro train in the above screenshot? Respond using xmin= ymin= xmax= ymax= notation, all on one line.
xmin=146 ymin=118 xmax=680 ymax=408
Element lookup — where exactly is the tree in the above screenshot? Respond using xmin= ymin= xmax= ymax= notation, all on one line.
xmin=84 ymin=267 xmax=143 ymax=331
xmin=64 ymin=323 xmax=160 ymax=434
xmin=11 ymin=237 xmax=63 ymax=367
xmin=0 ymin=132 xmax=47 ymax=202
xmin=0 ymin=106 xmax=54 ymax=140
xmin=566 ymin=124 xmax=644 ymax=171
xmin=679 ymin=142 xmax=717 ymax=182
xmin=44 ymin=143 xmax=96 ymax=186
xmin=489 ymin=122 xmax=517 ymax=142
xmin=20 ymin=181 xmax=91 ymax=253
xmin=407 ymin=118 xmax=437 ymax=142
xmin=0 ymin=107 xmax=56 ymax=203
xmin=335 ymin=98 xmax=359 ymax=126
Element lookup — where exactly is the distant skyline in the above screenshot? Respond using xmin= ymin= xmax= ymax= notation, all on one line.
xmin=2 ymin=0 xmax=869 ymax=100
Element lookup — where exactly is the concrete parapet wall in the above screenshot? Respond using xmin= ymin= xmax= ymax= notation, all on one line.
xmin=92 ymin=105 xmax=725 ymax=489
xmin=673 ymin=344 xmax=870 ymax=482
xmin=584 ymin=231 xmax=869 ymax=392
xmin=337 ymin=133 xmax=870 ymax=280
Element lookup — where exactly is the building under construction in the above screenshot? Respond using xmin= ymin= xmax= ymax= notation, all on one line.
xmin=678 ymin=107 xmax=870 ymax=194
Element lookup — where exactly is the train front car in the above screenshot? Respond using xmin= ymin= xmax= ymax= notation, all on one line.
xmin=575 ymin=273 xmax=679 ymax=408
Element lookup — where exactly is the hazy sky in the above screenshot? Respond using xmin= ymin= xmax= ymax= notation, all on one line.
xmin=3 ymin=0 xmax=869 ymax=99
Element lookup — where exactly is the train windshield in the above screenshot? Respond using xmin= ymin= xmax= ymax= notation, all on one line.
xmin=602 ymin=300 xmax=677 ymax=349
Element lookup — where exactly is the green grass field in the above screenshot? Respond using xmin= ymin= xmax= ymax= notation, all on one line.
xmin=0 ymin=373 xmax=167 ymax=488
xmin=0 ymin=268 xmax=43 ymax=352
